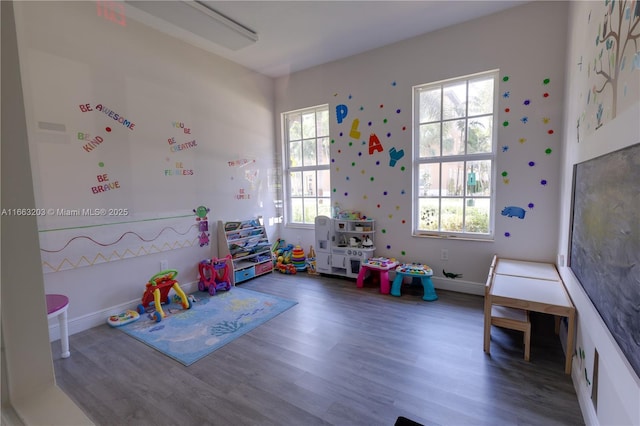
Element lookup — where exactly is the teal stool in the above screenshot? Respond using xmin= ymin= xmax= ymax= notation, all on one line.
xmin=390 ymin=264 xmax=438 ymax=301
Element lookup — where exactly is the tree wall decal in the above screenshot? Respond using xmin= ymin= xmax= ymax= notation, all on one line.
xmin=592 ymin=0 xmax=640 ymax=124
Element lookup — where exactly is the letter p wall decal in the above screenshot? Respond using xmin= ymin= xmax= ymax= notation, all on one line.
xmin=336 ymin=104 xmax=348 ymax=124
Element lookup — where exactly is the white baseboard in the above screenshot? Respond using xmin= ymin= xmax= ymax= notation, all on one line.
xmin=573 ymin=355 xmax=599 ymax=426
xmin=432 ymin=276 xmax=485 ymax=296
xmin=47 ymin=280 xmax=199 ymax=342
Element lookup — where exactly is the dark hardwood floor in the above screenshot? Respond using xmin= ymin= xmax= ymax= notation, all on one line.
xmin=53 ymin=272 xmax=584 ymax=426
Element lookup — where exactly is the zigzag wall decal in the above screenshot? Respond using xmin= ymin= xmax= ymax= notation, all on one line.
xmin=42 ymin=237 xmax=199 ymax=273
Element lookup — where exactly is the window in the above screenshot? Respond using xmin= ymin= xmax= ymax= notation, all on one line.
xmin=413 ymin=70 xmax=498 ymax=238
xmin=282 ymin=105 xmax=331 ymax=226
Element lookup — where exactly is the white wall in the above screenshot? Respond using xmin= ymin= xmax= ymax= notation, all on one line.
xmin=11 ymin=1 xmax=277 ymax=336
xmin=275 ymin=1 xmax=569 ymax=294
xmin=558 ymin=2 xmax=640 ymax=425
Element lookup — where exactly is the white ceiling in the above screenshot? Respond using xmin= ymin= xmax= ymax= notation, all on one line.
xmin=126 ymin=1 xmax=531 ymax=78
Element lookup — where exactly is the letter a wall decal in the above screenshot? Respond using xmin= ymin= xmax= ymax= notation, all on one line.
xmin=368 ymin=133 xmax=384 ymax=154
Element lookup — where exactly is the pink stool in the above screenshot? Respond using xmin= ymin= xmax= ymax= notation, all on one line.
xmin=356 ymin=258 xmax=398 ymax=294
xmin=46 ymin=294 xmax=70 ymax=358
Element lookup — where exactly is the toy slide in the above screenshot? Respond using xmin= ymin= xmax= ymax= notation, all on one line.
xmin=107 ymin=310 xmax=140 ymax=327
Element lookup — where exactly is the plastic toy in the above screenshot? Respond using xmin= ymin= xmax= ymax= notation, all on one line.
xmin=276 ymin=262 xmax=297 ymax=274
xmin=107 ymin=309 xmax=140 ymax=327
xmin=307 ymin=245 xmax=318 ymax=275
xmin=273 ymin=240 xmax=294 ymax=265
xmin=291 ymin=245 xmax=307 ymax=271
xmin=391 ymin=263 xmax=438 ymax=301
xmin=443 ymin=269 xmax=463 ymax=279
xmin=137 ymin=269 xmax=192 ymax=322
xmin=198 ymin=255 xmax=232 ymax=295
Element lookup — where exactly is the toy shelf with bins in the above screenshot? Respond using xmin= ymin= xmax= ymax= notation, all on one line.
xmin=218 ymin=219 xmax=273 ymax=284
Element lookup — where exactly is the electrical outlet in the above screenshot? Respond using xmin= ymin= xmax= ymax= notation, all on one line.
xmin=440 ymin=249 xmax=449 ymax=261
xmin=160 ymin=260 xmax=168 ymax=271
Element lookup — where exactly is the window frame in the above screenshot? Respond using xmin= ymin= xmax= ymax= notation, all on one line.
xmin=412 ymin=70 xmax=499 ymax=240
xmin=281 ymin=104 xmax=331 ymax=228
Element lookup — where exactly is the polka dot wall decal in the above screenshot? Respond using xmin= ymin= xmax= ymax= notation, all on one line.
xmin=363 ymin=195 xmax=368 ymax=199
xmin=333 ymin=188 xmax=336 ymax=192
xmin=360 ymin=106 xmax=364 ymax=111
xmin=388 ymin=214 xmax=393 ymax=219
xmin=503 ymin=91 xmax=510 ymax=98
xmin=344 ymin=192 xmax=348 ymax=196
xmin=348 ymin=141 xmax=353 ymax=146
xmin=376 ymin=161 xmax=380 ymax=165
xmin=380 ymin=104 xmax=384 ymax=108
xmin=396 ymin=205 xmax=400 ymax=210
xmin=523 ymin=99 xmax=531 ymax=105
xmin=351 ymin=162 xmax=356 ymax=167
xmin=402 ymin=126 xmax=406 ymax=131
xmin=105 ymin=127 xmax=111 ymax=132
xmin=98 ymin=162 xmax=105 ymax=167
xmin=384 ymin=191 xmax=388 ymax=195
xmin=503 ymin=76 xmax=509 ymax=82
xmin=528 ymin=203 xmax=535 ymax=209
xmin=529 ymin=161 xmax=535 ymax=167
xmin=540 ymin=179 xmax=548 ymax=186
xmin=361 ymin=170 xmax=365 ymax=174
xmin=521 ymin=116 xmax=529 ymax=124
xmin=505 ymin=108 xmax=510 ymax=113
xmin=358 ymin=152 xmax=362 ymax=156
xmin=383 ymin=118 xmax=388 ymax=123
xmin=392 ymin=81 xmax=397 ymax=86
xmin=519 ymin=138 xmax=527 ymax=144
xmin=377 ymin=204 xmax=381 ymax=208
xmin=386 ymin=132 xmax=391 ymax=138
xmin=502 ymin=145 xmax=509 ymax=152
xmin=381 ymin=229 xmax=386 ymax=233
xmin=401 ymin=189 xmax=406 ymax=194
xmin=401 ymin=250 xmax=406 ymax=256
xmin=543 ymin=78 xmax=550 ymax=85
xmin=504 ymin=232 xmax=511 ymax=237
xmin=502 ymin=171 xmax=508 ymax=177
xmin=402 ymin=219 xmax=406 ymax=224
xmin=370 ymin=177 xmax=375 ymax=181
xmin=386 ymin=245 xmax=391 ymax=250
xmin=543 ymin=117 xmax=550 ymax=124
xmin=396 ymin=109 xmax=401 ymax=114
xmin=331 ymin=139 xmax=335 ymax=144
xmin=548 ymin=129 xmax=554 ymax=134
xmin=340 ymin=132 xmax=343 ymax=137
xmin=543 ymin=92 xmax=549 ymax=98
xmin=368 ymin=121 xmax=373 ymax=126
xmin=503 ymin=121 xmax=509 ymax=127
xmin=400 ymin=166 xmax=406 ymax=171
xmin=545 ymin=148 xmax=552 ymax=155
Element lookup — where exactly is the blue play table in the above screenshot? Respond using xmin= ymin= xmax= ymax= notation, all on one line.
xmin=390 ymin=263 xmax=438 ymax=301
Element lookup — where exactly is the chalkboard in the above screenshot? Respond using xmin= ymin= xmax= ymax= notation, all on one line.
xmin=570 ymin=143 xmax=640 ymax=377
